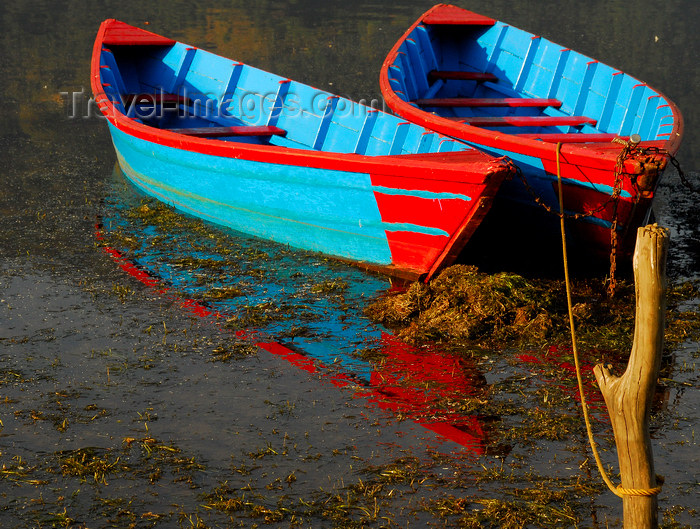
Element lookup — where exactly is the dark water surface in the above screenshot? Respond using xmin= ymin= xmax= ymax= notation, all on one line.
xmin=1 ymin=1 xmax=698 ymax=527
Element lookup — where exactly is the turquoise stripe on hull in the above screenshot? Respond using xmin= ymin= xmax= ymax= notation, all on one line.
xmin=108 ymin=124 xmax=394 ymax=265
xmin=371 ymin=185 xmax=472 ymax=201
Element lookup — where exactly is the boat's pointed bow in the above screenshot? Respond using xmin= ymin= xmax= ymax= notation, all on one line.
xmin=99 ymin=19 xmax=177 ymax=46
xmin=422 ymin=4 xmax=496 ymax=26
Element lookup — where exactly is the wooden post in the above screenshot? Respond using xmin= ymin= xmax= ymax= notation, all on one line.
xmin=593 ymin=224 xmax=668 ymax=529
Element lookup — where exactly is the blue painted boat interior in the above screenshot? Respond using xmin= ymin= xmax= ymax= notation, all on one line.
xmin=100 ymin=43 xmax=473 ymax=155
xmin=388 ymin=22 xmax=676 ymax=139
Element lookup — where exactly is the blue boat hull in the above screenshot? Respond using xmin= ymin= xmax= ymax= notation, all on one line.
xmin=109 ymin=123 xmax=395 ymax=266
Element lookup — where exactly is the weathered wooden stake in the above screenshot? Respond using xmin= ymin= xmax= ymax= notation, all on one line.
xmin=594 ymin=224 xmax=668 ymax=529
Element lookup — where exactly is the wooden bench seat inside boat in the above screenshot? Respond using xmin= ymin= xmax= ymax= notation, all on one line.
xmin=125 ymin=93 xmax=192 ymax=106
xmin=169 ymin=125 xmax=287 ymax=138
xmin=415 ymin=97 xmax=562 ymax=108
xmin=447 ymin=115 xmax=597 ymax=128
xmin=427 ymin=70 xmax=498 ymax=83
xmin=516 ymin=133 xmax=619 ymax=143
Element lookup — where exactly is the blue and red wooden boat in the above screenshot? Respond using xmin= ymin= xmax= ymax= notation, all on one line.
xmin=380 ymin=4 xmax=683 ymax=262
xmin=91 ymin=19 xmax=514 ymax=282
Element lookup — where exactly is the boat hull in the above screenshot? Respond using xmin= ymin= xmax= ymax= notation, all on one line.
xmin=380 ymin=4 xmax=683 ymax=262
xmin=92 ymin=19 xmax=513 ymax=281
xmin=109 ymin=123 xmax=396 ymax=264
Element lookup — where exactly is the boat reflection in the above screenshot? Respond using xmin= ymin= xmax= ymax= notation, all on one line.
xmin=365 ymin=332 xmax=491 ymax=452
xmin=97 ymin=164 xmax=504 ymax=453
xmin=517 ymin=345 xmax=672 ymax=414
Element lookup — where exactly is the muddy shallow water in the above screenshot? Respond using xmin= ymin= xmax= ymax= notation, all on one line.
xmin=1 ymin=1 xmax=698 ymax=527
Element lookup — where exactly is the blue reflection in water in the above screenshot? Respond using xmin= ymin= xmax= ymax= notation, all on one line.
xmin=99 ymin=165 xmax=491 ymax=451
xmin=101 ymin=164 xmax=397 ymax=380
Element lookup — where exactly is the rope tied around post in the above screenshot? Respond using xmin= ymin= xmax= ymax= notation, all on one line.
xmin=554 ymin=143 xmax=664 ymax=501
xmin=616 ymin=475 xmax=664 ymax=497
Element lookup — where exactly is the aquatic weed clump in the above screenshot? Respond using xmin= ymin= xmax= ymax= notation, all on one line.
xmin=367 ymin=265 xmax=700 ymax=355
xmin=366 ymin=265 xmax=562 ymax=346
xmin=364 ymin=264 xmax=654 ymax=352
xmin=125 ymin=200 xmax=205 ymax=235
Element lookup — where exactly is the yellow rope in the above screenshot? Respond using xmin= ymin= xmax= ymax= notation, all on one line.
xmin=554 ymin=143 xmax=662 ymax=498
xmin=617 ymin=483 xmax=664 ymax=497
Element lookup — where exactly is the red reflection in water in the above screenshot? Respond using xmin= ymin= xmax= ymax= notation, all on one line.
xmin=96 ymin=224 xmax=492 ymax=452
xmin=367 ymin=333 xmax=488 ymax=453
xmin=517 ymin=346 xmax=608 ymax=411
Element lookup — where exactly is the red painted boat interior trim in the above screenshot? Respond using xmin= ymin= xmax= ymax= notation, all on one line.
xmin=423 ymin=4 xmax=496 ymax=26
xmin=101 ymin=19 xmax=176 ymax=46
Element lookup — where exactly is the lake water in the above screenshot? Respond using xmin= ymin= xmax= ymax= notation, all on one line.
xmin=1 ymin=1 xmax=698 ymax=527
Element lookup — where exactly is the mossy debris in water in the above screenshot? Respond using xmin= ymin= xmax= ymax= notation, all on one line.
xmin=367 ymin=265 xmax=700 ymax=353
xmin=365 ymin=265 xmax=637 ymax=350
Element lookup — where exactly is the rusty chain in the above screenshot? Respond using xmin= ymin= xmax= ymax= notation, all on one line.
xmin=643 ymin=145 xmax=694 ymax=191
xmin=515 ymin=163 xmax=626 ymax=222
xmin=607 ymin=138 xmax=643 ymax=296
xmin=516 ymin=138 xmax=644 ymax=297
xmin=515 ymin=138 xmax=690 ymax=297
